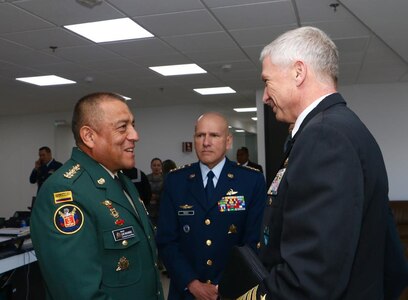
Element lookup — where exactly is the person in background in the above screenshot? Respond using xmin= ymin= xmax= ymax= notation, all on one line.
xmin=236 ymin=146 xmax=263 ymax=173
xmin=157 ymin=112 xmax=266 ymax=300
xmin=235 ymin=26 xmax=408 ymax=299
xmin=162 ymin=159 xmax=177 ymax=177
xmin=122 ymin=166 xmax=152 ymax=208
xmin=29 ymin=146 xmax=62 ymax=192
xmin=147 ymin=158 xmax=163 ymax=226
xmin=31 ymin=92 xmax=163 ymax=300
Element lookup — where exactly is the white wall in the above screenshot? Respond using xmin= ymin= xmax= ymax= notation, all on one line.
xmin=0 ymin=82 xmax=406 ymax=217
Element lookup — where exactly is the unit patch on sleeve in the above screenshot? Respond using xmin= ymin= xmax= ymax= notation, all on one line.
xmin=54 ymin=204 xmax=84 ymax=234
xmin=53 ymin=191 xmax=73 ymax=204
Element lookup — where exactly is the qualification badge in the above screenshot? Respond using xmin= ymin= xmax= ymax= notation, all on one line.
xmin=116 ymin=256 xmax=130 ymax=271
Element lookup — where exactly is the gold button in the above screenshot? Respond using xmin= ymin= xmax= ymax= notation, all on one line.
xmin=206 ymin=280 xmax=212 ymax=284
xmin=257 ymin=242 xmax=261 ymax=249
xmin=122 ymin=240 xmax=128 ymax=247
xmin=205 ymin=219 xmax=211 ymax=225
xmin=206 ymin=240 xmax=212 ymax=246
xmin=206 ymin=259 xmax=213 ymax=266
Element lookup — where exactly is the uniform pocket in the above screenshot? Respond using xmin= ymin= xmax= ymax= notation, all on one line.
xmin=101 ymin=228 xmax=142 ymax=287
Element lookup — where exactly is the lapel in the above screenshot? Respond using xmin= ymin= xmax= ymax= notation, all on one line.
xmin=208 ymin=159 xmax=235 ymax=209
xmin=280 ymin=93 xmax=346 ymax=166
xmin=71 ymin=148 xmax=139 ymax=219
xmin=187 ymin=163 xmax=207 ymax=211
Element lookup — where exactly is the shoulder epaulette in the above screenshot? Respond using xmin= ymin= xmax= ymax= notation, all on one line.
xmin=170 ymin=164 xmax=191 ymax=173
xmin=236 ymin=163 xmax=261 ymax=172
xmin=63 ymin=164 xmax=81 ymax=179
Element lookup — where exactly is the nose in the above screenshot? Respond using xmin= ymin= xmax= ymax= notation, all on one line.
xmin=128 ymin=126 xmax=139 ymax=142
xmin=262 ymin=87 xmax=269 ymax=103
xmin=203 ymin=134 xmax=211 ymax=147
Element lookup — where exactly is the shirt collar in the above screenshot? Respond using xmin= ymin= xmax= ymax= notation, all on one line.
xmin=199 ymin=157 xmax=226 ymax=181
xmin=291 ymin=93 xmax=333 ymax=138
xmin=99 ymin=164 xmax=117 ymax=179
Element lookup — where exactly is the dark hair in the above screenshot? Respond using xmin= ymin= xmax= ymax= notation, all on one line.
xmin=71 ymin=92 xmax=126 ymax=145
xmin=39 ymin=146 xmax=51 ymax=153
xmin=162 ymin=159 xmax=177 ymax=175
xmin=237 ymin=147 xmax=249 ymax=155
xmin=150 ymin=157 xmax=162 ymax=165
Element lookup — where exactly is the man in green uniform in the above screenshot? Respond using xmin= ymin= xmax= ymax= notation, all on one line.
xmin=31 ymin=92 xmax=164 ymax=300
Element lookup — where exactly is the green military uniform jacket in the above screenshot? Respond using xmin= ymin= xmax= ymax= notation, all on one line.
xmin=31 ymin=147 xmax=164 ymax=300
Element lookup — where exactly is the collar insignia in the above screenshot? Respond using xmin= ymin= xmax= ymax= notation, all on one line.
xmin=97 ymin=178 xmax=105 ymax=185
xmin=227 ymin=173 xmax=234 ymax=179
xmin=189 ymin=173 xmax=196 ymax=179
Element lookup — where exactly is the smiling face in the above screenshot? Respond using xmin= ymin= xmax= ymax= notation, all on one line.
xmin=87 ymin=99 xmax=139 ymax=173
xmin=261 ymin=57 xmax=298 ymax=124
xmin=194 ymin=113 xmax=232 ymax=169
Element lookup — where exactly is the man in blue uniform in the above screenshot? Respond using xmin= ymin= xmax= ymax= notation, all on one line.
xmin=29 ymin=146 xmax=62 ymax=192
xmin=157 ymin=112 xmax=266 ymax=300
xmin=31 ymin=92 xmax=163 ymax=300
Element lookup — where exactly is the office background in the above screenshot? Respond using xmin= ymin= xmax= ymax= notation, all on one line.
xmin=0 ymin=0 xmax=407 ymax=217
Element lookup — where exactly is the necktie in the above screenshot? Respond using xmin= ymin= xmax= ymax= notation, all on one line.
xmin=206 ymin=171 xmax=215 ymax=202
xmin=115 ymin=175 xmax=127 ymax=193
xmin=115 ymin=175 xmax=140 ymax=218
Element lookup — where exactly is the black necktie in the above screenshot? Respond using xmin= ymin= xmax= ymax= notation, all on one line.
xmin=206 ymin=171 xmax=215 ymax=202
xmin=115 ymin=175 xmax=129 ymax=195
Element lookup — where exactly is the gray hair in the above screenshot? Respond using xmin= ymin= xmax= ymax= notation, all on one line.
xmin=260 ymin=26 xmax=339 ymax=84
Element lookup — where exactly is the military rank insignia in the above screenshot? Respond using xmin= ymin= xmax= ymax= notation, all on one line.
xmin=54 ymin=204 xmax=84 ymax=234
xmin=218 ymin=196 xmax=246 ymax=212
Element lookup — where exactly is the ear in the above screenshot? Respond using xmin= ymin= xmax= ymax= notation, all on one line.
xmin=226 ymin=134 xmax=233 ymax=150
xmin=293 ymin=60 xmax=306 ymax=86
xmin=79 ymin=126 xmax=96 ymax=149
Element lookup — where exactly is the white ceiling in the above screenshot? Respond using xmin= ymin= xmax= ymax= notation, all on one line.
xmin=0 ymin=0 xmax=407 ymax=129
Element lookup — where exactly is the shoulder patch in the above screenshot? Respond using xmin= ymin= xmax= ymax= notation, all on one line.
xmin=63 ymin=164 xmax=81 ymax=179
xmin=54 ymin=204 xmax=84 ymax=234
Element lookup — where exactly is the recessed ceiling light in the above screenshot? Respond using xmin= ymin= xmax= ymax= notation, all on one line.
xmin=64 ymin=18 xmax=154 ymax=43
xmin=16 ymin=75 xmax=76 ymax=86
xmin=235 ymin=129 xmax=245 ymax=133
xmin=149 ymin=64 xmax=206 ymax=76
xmin=252 ymin=117 xmax=258 ymax=121
xmin=233 ymin=107 xmax=257 ymax=112
xmin=194 ymin=87 xmax=236 ymax=95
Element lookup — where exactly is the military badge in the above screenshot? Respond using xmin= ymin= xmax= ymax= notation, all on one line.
xmin=228 ymin=224 xmax=237 ymax=234
xmin=54 ymin=204 xmax=84 ymax=234
xmin=97 ymin=178 xmax=105 ymax=185
xmin=179 ymin=204 xmax=193 ymax=209
xmin=226 ymin=189 xmax=238 ymax=196
xmin=53 ymin=191 xmax=73 ymax=204
xmin=183 ymin=224 xmax=190 ymax=233
xmin=269 ymin=168 xmax=286 ymax=195
xmin=227 ymin=173 xmax=234 ymax=178
xmin=218 ymin=196 xmax=246 ymax=212
xmin=116 ymin=256 xmax=130 ymax=272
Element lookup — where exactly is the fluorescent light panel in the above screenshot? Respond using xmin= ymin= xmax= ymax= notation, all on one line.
xmin=64 ymin=18 xmax=153 ymax=43
xmin=235 ymin=129 xmax=245 ymax=133
xmin=194 ymin=87 xmax=236 ymax=95
xmin=252 ymin=117 xmax=258 ymax=121
xmin=16 ymin=75 xmax=76 ymax=86
xmin=233 ymin=107 xmax=257 ymax=112
xmin=149 ymin=64 xmax=206 ymax=76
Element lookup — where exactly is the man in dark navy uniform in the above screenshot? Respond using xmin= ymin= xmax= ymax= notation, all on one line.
xmin=157 ymin=112 xmax=266 ymax=300
xmin=29 ymin=146 xmax=62 ymax=192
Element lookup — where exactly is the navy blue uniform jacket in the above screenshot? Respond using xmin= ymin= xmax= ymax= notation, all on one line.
xmin=157 ymin=158 xmax=266 ymax=299
xmin=257 ymin=93 xmax=407 ymax=299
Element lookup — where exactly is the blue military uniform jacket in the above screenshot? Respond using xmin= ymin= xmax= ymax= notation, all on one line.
xmin=156 ymin=158 xmax=266 ymax=300
xmin=29 ymin=159 xmax=63 ymax=191
xmin=31 ymin=147 xmax=164 ymax=300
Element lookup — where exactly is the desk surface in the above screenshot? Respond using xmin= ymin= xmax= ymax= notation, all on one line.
xmin=0 ymin=249 xmax=36 ymax=274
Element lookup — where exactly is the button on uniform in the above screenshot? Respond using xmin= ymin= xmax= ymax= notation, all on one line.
xmin=206 ymin=240 xmax=212 ymax=246
xmin=122 ymin=240 xmax=128 ymax=247
xmin=205 ymin=219 xmax=211 ymax=225
xmin=206 ymin=259 xmax=213 ymax=266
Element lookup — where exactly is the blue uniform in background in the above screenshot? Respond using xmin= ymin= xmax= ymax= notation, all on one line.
xmin=157 ymin=158 xmax=266 ymax=300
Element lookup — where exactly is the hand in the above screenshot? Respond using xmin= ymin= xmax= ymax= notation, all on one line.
xmin=34 ymin=159 xmax=41 ymax=169
xmin=187 ymin=279 xmax=218 ymax=300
